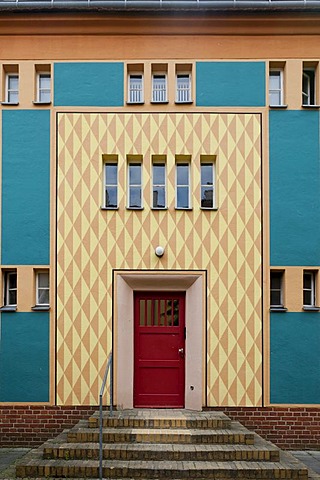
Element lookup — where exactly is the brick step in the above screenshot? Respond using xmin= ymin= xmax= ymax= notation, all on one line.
xmin=16 ymin=453 xmax=309 ymax=479
xmin=88 ymin=409 xmax=231 ymax=430
xmin=44 ymin=438 xmax=280 ymax=462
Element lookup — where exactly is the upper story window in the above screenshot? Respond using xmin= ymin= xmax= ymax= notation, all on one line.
xmin=36 ymin=271 xmax=50 ymax=306
xmin=4 ymin=270 xmax=17 ymax=308
xmin=128 ymin=74 xmax=144 ymax=104
xmin=303 ymin=270 xmax=317 ymax=308
xmin=302 ymin=65 xmax=316 ymax=106
xmin=152 ymin=74 xmax=167 ymax=103
xmin=128 ymin=156 xmax=143 ymax=209
xmin=200 ymin=156 xmax=216 ymax=209
xmin=6 ymin=73 xmax=19 ymax=104
xmin=270 ymin=270 xmax=285 ymax=309
xmin=152 ymin=157 xmax=166 ymax=209
xmin=269 ymin=68 xmax=284 ymax=106
xmin=104 ymin=155 xmax=118 ymax=209
xmin=176 ymin=74 xmax=191 ymax=103
xmin=176 ymin=157 xmax=191 ymax=209
xmin=37 ymin=72 xmax=51 ymax=103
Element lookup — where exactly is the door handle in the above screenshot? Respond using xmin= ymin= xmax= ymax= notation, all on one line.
xmin=178 ymin=348 xmax=184 ymax=358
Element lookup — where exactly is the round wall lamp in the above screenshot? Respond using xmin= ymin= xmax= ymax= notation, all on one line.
xmin=155 ymin=246 xmax=165 ymax=257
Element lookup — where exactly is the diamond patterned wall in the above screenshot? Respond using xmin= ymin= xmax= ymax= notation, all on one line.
xmin=57 ymin=113 xmax=262 ymax=406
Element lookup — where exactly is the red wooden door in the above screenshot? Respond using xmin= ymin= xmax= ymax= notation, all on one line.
xmin=134 ymin=292 xmax=185 ymax=408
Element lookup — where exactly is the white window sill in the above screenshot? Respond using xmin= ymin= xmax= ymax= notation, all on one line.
xmin=126 ymin=207 xmax=144 ymax=210
xmin=151 ymin=207 xmax=168 ymax=211
xmin=33 ymin=101 xmax=52 ymax=106
xmin=1 ymin=101 xmax=19 ymax=106
xmin=270 ymin=306 xmax=288 ymax=312
xmin=126 ymin=101 xmax=144 ymax=105
xmin=0 ymin=305 xmax=17 ymax=312
xmin=175 ymin=101 xmax=193 ymax=105
xmin=100 ymin=206 xmax=119 ymax=211
xmin=175 ymin=207 xmax=193 ymax=211
xmin=303 ymin=306 xmax=320 ymax=311
xmin=32 ymin=305 xmax=50 ymax=311
xmin=150 ymin=101 xmax=169 ymax=105
xmin=269 ymin=104 xmax=288 ymax=109
xmin=200 ymin=207 xmax=218 ymax=211
xmin=302 ymin=104 xmax=320 ymax=109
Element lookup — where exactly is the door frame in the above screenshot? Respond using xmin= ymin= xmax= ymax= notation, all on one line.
xmin=113 ymin=270 xmax=206 ymax=410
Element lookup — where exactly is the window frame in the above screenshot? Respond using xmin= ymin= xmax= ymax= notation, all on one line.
xmin=175 ymin=161 xmax=191 ymax=210
xmin=127 ymin=160 xmax=143 ymax=209
xmin=302 ymin=68 xmax=316 ymax=106
xmin=37 ymin=72 xmax=51 ymax=104
xmin=200 ymin=158 xmax=216 ymax=209
xmin=303 ymin=270 xmax=317 ymax=308
xmin=270 ymin=270 xmax=285 ymax=310
xmin=152 ymin=160 xmax=167 ymax=209
xmin=104 ymin=161 xmax=118 ymax=209
xmin=128 ymin=73 xmax=144 ymax=104
xmin=151 ymin=73 xmax=168 ymax=103
xmin=6 ymin=73 xmax=19 ymax=104
xmin=4 ymin=270 xmax=17 ymax=308
xmin=35 ymin=270 xmax=50 ymax=307
xmin=176 ymin=73 xmax=192 ymax=103
xmin=269 ymin=68 xmax=284 ymax=107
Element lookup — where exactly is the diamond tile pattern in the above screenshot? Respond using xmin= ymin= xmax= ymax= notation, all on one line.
xmin=57 ymin=113 xmax=262 ymax=406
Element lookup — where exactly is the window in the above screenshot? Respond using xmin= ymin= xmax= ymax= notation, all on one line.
xmin=152 ymin=74 xmax=167 ymax=103
xmin=6 ymin=74 xmax=19 ymax=104
xmin=104 ymin=160 xmax=118 ymax=209
xmin=269 ymin=69 xmax=283 ymax=106
xmin=303 ymin=270 xmax=317 ymax=307
xmin=128 ymin=159 xmax=142 ymax=209
xmin=176 ymin=160 xmax=190 ymax=209
xmin=302 ymin=67 xmax=316 ymax=106
xmin=128 ymin=74 xmax=144 ymax=104
xmin=200 ymin=156 xmax=216 ymax=208
xmin=270 ymin=271 xmax=284 ymax=308
xmin=36 ymin=271 xmax=49 ymax=306
xmin=176 ymin=74 xmax=191 ymax=103
xmin=152 ymin=158 xmax=166 ymax=209
xmin=37 ymin=73 xmax=51 ymax=103
xmin=4 ymin=271 xmax=17 ymax=307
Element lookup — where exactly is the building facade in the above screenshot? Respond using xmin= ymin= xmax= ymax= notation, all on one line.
xmin=0 ymin=1 xmax=319 ymax=447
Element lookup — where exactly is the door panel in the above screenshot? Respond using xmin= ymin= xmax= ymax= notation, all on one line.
xmin=134 ymin=292 xmax=185 ymax=408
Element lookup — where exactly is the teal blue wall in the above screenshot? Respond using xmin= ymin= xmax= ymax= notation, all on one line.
xmin=1 ymin=110 xmax=50 ymax=265
xmin=54 ymin=62 xmax=124 ymax=106
xmin=0 ymin=312 xmax=49 ymax=402
xmin=269 ymin=110 xmax=320 ymax=266
xmin=196 ymin=62 xmax=265 ymax=106
xmin=270 ymin=312 xmax=320 ymax=404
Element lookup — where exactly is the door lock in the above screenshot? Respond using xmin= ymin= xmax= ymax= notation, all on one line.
xmin=178 ymin=348 xmax=184 ymax=357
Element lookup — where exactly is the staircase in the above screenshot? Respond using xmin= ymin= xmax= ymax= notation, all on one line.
xmin=16 ymin=409 xmax=310 ymax=479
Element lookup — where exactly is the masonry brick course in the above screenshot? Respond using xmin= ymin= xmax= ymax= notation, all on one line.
xmin=0 ymin=406 xmax=319 ymax=449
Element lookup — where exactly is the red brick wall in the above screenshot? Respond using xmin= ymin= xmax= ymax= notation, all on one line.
xmin=0 ymin=405 xmax=319 ymax=449
xmin=211 ymin=407 xmax=320 ymax=450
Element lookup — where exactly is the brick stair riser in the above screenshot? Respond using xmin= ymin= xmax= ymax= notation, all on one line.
xmin=89 ymin=418 xmax=231 ymax=430
xmin=16 ymin=463 xmax=308 ymax=480
xmin=43 ymin=446 xmax=280 ymax=462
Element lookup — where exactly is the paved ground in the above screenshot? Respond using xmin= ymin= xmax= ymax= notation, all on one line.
xmin=0 ymin=447 xmax=319 ymax=478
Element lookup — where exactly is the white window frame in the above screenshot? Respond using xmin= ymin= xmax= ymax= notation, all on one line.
xmin=176 ymin=73 xmax=192 ymax=103
xmin=37 ymin=72 xmax=51 ymax=103
xmin=127 ymin=162 xmax=143 ymax=209
xmin=302 ymin=68 xmax=316 ymax=106
xmin=270 ymin=271 xmax=284 ymax=308
xmin=269 ymin=68 xmax=284 ymax=106
xmin=176 ymin=162 xmax=191 ymax=209
xmin=6 ymin=73 xmax=19 ymax=104
xmin=128 ymin=73 xmax=144 ymax=104
xmin=200 ymin=160 xmax=216 ymax=209
xmin=152 ymin=161 xmax=166 ymax=209
xmin=303 ymin=270 xmax=316 ymax=307
xmin=152 ymin=73 xmax=167 ymax=103
xmin=36 ymin=271 xmax=50 ymax=306
xmin=104 ymin=162 xmax=118 ymax=209
xmin=4 ymin=271 xmax=17 ymax=307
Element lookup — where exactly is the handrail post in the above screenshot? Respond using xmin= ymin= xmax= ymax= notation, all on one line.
xmin=99 ymin=351 xmax=113 ymax=480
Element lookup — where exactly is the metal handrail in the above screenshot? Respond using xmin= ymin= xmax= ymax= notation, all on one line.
xmin=99 ymin=351 xmax=113 ymax=480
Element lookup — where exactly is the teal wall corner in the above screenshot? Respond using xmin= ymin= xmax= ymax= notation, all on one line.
xmin=2 ymin=110 xmax=50 ymax=265
xmin=0 ymin=312 xmax=50 ymax=402
xmin=54 ymin=62 xmax=124 ymax=106
xmin=270 ymin=312 xmax=320 ymax=404
xmin=196 ymin=61 xmax=266 ymax=107
xmin=269 ymin=110 xmax=320 ymax=266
